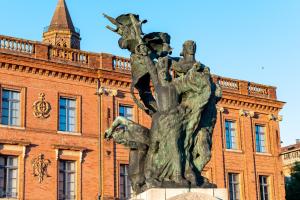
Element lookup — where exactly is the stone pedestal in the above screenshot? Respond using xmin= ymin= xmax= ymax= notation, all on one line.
xmin=130 ymin=188 xmax=228 ymax=200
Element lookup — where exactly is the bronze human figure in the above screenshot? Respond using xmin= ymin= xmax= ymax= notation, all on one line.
xmin=103 ymin=13 xmax=222 ymax=194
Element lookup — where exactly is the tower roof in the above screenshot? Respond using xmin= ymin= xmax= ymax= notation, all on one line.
xmin=49 ymin=0 xmax=75 ymax=32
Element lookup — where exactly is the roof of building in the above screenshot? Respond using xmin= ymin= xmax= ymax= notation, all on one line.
xmin=48 ymin=0 xmax=75 ymax=32
xmin=282 ymin=142 xmax=300 ymax=153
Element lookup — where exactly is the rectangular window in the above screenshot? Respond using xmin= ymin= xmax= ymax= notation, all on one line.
xmin=59 ymin=160 xmax=76 ymax=200
xmin=255 ymin=125 xmax=266 ymax=152
xmin=119 ymin=164 xmax=131 ymax=199
xmin=0 ymin=155 xmax=18 ymax=198
xmin=1 ymin=89 xmax=20 ymax=126
xmin=225 ymin=120 xmax=237 ymax=149
xmin=59 ymin=97 xmax=76 ymax=132
xmin=259 ymin=175 xmax=270 ymax=200
xmin=228 ymin=173 xmax=240 ymax=200
xmin=119 ymin=105 xmax=133 ymax=120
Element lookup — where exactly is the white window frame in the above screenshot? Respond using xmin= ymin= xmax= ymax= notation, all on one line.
xmin=225 ymin=120 xmax=237 ymax=150
xmin=259 ymin=175 xmax=270 ymax=200
xmin=59 ymin=160 xmax=76 ymax=200
xmin=119 ymin=105 xmax=133 ymax=120
xmin=59 ymin=97 xmax=76 ymax=133
xmin=0 ymin=155 xmax=18 ymax=199
xmin=255 ymin=125 xmax=266 ymax=153
xmin=228 ymin=173 xmax=240 ymax=200
xmin=1 ymin=89 xmax=21 ymax=127
xmin=119 ymin=164 xmax=131 ymax=200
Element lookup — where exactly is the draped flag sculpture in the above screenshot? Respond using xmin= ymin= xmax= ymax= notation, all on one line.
xmin=104 ymin=13 xmax=222 ymax=194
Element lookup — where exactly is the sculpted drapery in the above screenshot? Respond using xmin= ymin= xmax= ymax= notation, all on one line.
xmin=103 ymin=13 xmax=222 ymax=194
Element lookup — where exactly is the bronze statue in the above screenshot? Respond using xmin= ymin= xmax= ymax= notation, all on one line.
xmin=103 ymin=13 xmax=222 ymax=194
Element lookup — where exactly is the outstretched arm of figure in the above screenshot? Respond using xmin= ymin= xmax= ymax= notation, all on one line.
xmin=103 ymin=13 xmax=122 ymax=34
xmin=104 ymin=116 xmax=130 ymax=140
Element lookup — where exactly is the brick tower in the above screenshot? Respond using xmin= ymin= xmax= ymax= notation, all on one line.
xmin=42 ymin=0 xmax=81 ymax=49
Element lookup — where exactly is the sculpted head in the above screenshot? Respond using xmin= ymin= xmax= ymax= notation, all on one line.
xmin=180 ymin=40 xmax=196 ymax=57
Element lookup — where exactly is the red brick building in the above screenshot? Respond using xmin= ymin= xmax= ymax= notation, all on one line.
xmin=0 ymin=0 xmax=285 ymax=199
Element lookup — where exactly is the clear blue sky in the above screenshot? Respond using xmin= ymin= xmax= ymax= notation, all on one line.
xmin=1 ymin=0 xmax=299 ymax=146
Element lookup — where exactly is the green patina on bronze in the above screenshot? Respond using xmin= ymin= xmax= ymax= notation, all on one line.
xmin=103 ymin=13 xmax=222 ymax=194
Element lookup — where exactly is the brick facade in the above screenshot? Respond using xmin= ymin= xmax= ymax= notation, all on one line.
xmin=0 ymin=33 xmax=285 ymax=200
xmin=0 ymin=2 xmax=286 ymax=198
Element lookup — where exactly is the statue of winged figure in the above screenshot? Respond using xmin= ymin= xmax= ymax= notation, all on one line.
xmin=103 ymin=13 xmax=222 ymax=194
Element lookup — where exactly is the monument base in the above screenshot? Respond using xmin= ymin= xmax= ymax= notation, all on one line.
xmin=130 ymin=188 xmax=228 ymax=200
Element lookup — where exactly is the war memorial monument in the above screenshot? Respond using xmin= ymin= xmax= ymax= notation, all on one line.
xmin=0 ymin=0 xmax=287 ymax=199
xmin=104 ymin=13 xmax=226 ymax=200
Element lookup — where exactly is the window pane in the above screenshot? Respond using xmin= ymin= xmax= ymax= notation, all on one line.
xmin=11 ymin=102 xmax=19 ymax=110
xmin=259 ymin=175 xmax=269 ymax=200
xmin=11 ymin=117 xmax=19 ymax=126
xmin=225 ymin=121 xmax=237 ymax=150
xmin=60 ymin=106 xmax=66 ymax=115
xmin=256 ymin=125 xmax=266 ymax=152
xmin=1 ymin=90 xmax=20 ymax=126
xmin=228 ymin=173 xmax=240 ymax=200
xmin=2 ymin=101 xmax=8 ymax=110
xmin=70 ymin=162 xmax=75 ymax=171
xmin=68 ymin=125 xmax=75 ymax=132
xmin=59 ymin=160 xmax=76 ymax=200
xmin=60 ymin=98 xmax=66 ymax=106
xmin=59 ymin=123 xmax=66 ymax=132
xmin=11 ymin=92 xmax=20 ymax=100
xmin=120 ymin=164 xmax=131 ymax=199
xmin=0 ymin=156 xmax=18 ymax=198
xmin=0 ymin=157 xmax=4 ymax=166
xmin=60 ymin=116 xmax=66 ymax=124
xmin=68 ymin=109 xmax=75 ymax=118
xmin=119 ymin=105 xmax=133 ymax=120
xmin=1 ymin=116 xmax=8 ymax=125
xmin=2 ymin=90 xmax=9 ymax=99
xmin=126 ymin=107 xmax=132 ymax=115
xmin=70 ymin=182 xmax=75 ymax=193
xmin=68 ymin=99 xmax=76 ymax=108
xmin=119 ymin=106 xmax=125 ymax=116
xmin=2 ymin=107 xmax=8 ymax=117
xmin=0 ymin=179 xmax=4 ymax=189
xmin=59 ymin=98 xmax=77 ymax=133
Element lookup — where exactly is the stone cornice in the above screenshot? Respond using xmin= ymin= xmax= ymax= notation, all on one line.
xmin=0 ymin=53 xmax=133 ymax=89
xmin=0 ymin=60 xmax=97 ymax=85
xmin=52 ymin=144 xmax=88 ymax=152
xmin=219 ymin=93 xmax=285 ymax=113
xmin=0 ymin=139 xmax=31 ymax=146
xmin=0 ymin=59 xmax=287 ymax=104
xmin=0 ymin=33 xmax=286 ymax=100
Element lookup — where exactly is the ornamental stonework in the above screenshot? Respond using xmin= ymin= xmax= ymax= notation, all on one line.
xmin=32 ymin=93 xmax=51 ymax=119
xmin=32 ymin=154 xmax=51 ymax=183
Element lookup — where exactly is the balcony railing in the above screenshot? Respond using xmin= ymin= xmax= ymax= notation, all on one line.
xmin=49 ymin=46 xmax=88 ymax=65
xmin=248 ymin=83 xmax=269 ymax=98
xmin=0 ymin=35 xmax=35 ymax=54
xmin=217 ymin=77 xmax=239 ymax=91
xmin=113 ymin=56 xmax=131 ymax=73
xmin=0 ymin=34 xmax=277 ymax=100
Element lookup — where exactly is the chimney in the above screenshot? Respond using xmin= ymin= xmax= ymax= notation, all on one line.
xmin=296 ymin=139 xmax=300 ymax=144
